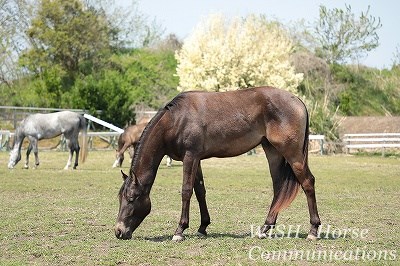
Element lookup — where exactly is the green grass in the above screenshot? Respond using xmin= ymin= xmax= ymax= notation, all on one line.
xmin=0 ymin=151 xmax=399 ymax=265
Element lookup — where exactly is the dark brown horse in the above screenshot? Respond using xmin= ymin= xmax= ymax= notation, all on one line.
xmin=115 ymin=86 xmax=321 ymax=241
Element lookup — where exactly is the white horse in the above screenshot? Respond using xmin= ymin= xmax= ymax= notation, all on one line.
xmin=8 ymin=111 xmax=88 ymax=170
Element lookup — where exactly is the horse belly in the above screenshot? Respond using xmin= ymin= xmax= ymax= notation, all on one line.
xmin=203 ymin=130 xmax=262 ymax=158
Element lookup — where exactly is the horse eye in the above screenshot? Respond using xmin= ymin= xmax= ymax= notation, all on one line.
xmin=127 ymin=195 xmax=140 ymax=202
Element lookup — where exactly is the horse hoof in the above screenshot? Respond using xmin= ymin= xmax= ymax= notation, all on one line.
xmin=23 ymin=165 xmax=29 ymax=169
xmin=172 ymin=234 xmax=185 ymax=241
xmin=196 ymin=231 xmax=207 ymax=238
xmin=258 ymin=233 xmax=268 ymax=239
xmin=306 ymin=234 xmax=318 ymax=241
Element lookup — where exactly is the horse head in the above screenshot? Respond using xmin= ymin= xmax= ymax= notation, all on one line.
xmin=115 ymin=170 xmax=151 ymax=240
xmin=8 ymin=149 xmax=21 ymax=169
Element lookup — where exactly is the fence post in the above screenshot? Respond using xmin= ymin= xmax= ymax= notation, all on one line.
xmin=320 ymin=138 xmax=324 ymax=155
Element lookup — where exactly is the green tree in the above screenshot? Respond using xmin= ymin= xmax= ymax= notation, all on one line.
xmin=19 ymin=0 xmax=112 ymax=104
xmin=69 ymin=71 xmax=133 ymax=127
xmin=314 ymin=4 xmax=382 ymax=64
xmin=65 ymin=48 xmax=179 ymax=127
xmin=0 ymin=0 xmax=32 ymax=87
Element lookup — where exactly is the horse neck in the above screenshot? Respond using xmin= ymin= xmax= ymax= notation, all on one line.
xmin=12 ymin=128 xmax=25 ymax=151
xmin=131 ymin=112 xmax=167 ymax=189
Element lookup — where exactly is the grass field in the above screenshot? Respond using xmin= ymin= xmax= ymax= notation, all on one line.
xmin=0 ymin=150 xmax=399 ymax=265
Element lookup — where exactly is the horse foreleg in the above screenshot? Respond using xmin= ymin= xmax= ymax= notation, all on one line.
xmin=193 ymin=163 xmax=210 ymax=237
xmin=173 ymin=155 xmax=199 ymax=241
xmin=24 ymin=142 xmax=33 ymax=169
xmin=113 ymin=143 xmax=130 ymax=168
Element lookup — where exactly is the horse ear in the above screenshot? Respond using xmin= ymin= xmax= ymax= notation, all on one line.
xmin=121 ymin=170 xmax=128 ymax=181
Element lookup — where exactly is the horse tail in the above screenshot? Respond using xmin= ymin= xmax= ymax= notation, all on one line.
xmin=79 ymin=115 xmax=88 ymax=163
xmin=270 ymin=161 xmax=300 ymax=216
xmin=270 ymin=103 xmax=309 ymax=216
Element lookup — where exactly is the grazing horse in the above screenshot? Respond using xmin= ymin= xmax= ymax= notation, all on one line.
xmin=115 ymin=86 xmax=321 ymax=241
xmin=112 ymin=117 xmax=172 ymax=168
xmin=8 ymin=111 xmax=88 ymax=170
xmin=112 ymin=122 xmax=148 ymax=168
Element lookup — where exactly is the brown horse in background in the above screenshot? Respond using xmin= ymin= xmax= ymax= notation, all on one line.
xmin=115 ymin=86 xmax=321 ymax=241
xmin=112 ymin=117 xmax=151 ymax=168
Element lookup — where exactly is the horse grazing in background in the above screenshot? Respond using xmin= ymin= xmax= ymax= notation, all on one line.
xmin=112 ymin=122 xmax=148 ymax=168
xmin=115 ymin=86 xmax=321 ymax=241
xmin=8 ymin=111 xmax=88 ymax=170
xmin=112 ymin=117 xmax=172 ymax=168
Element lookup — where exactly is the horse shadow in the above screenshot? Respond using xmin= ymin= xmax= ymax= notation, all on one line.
xmin=144 ymin=232 xmax=249 ymax=242
xmin=144 ymin=231 xmax=339 ymax=242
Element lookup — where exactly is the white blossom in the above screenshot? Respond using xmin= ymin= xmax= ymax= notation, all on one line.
xmin=175 ymin=14 xmax=303 ymax=93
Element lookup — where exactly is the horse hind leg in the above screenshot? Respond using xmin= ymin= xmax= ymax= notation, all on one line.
xmin=290 ymin=160 xmax=321 ymax=240
xmin=166 ymin=156 xmax=172 ymax=167
xmin=259 ymin=139 xmax=300 ymax=238
xmin=32 ymin=138 xmax=40 ymax=168
xmin=64 ymin=139 xmax=73 ymax=170
xmin=272 ymin=140 xmax=321 ymax=240
xmin=73 ymin=140 xmax=80 ymax=169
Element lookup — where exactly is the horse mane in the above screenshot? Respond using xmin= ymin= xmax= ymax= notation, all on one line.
xmin=165 ymin=91 xmax=193 ymax=111
xmin=129 ymin=92 xmax=195 ymax=179
xmin=13 ymin=122 xmax=26 ymax=145
xmin=130 ymin=106 xmax=168 ymax=177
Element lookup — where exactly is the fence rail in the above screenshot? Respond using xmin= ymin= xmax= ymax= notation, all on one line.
xmin=344 ymin=133 xmax=400 ymax=156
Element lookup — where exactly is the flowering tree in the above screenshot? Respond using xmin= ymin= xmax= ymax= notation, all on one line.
xmin=175 ymin=14 xmax=303 ymax=93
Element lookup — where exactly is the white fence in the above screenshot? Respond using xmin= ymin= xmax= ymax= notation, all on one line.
xmin=343 ymin=133 xmax=400 ymax=156
xmin=59 ymin=132 xmax=121 ymax=151
xmin=0 ymin=130 xmax=12 ymax=151
xmin=309 ymin=134 xmax=325 ymax=155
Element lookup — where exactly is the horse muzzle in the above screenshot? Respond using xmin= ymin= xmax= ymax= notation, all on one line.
xmin=8 ymin=161 xmax=15 ymax=169
xmin=115 ymin=222 xmax=133 ymax=240
xmin=114 ymin=216 xmax=145 ymax=240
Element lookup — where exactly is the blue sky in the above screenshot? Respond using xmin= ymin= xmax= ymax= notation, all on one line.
xmin=122 ymin=0 xmax=399 ymax=69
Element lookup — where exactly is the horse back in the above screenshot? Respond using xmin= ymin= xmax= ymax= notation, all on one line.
xmin=161 ymin=87 xmax=307 ymax=159
xmin=21 ymin=111 xmax=82 ymax=139
xmin=120 ymin=123 xmax=148 ymax=147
